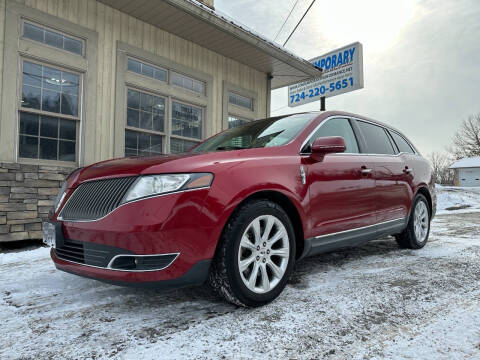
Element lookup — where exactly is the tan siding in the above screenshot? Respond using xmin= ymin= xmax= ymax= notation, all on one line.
xmin=10 ymin=0 xmax=267 ymax=163
xmin=0 ymin=0 xmax=5 ymax=109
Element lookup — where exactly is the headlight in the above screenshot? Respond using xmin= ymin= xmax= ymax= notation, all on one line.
xmin=54 ymin=181 xmax=67 ymax=212
xmin=121 ymin=173 xmax=213 ymax=204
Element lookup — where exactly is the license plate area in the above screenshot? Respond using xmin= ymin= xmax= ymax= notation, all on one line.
xmin=42 ymin=221 xmax=56 ymax=248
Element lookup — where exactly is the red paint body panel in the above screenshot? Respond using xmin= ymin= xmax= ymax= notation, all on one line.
xmin=50 ymin=111 xmax=436 ymax=286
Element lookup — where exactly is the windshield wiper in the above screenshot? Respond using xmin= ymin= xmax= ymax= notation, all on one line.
xmin=216 ymin=146 xmax=248 ymax=151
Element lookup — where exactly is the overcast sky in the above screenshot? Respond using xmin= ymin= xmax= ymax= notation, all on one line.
xmin=215 ymin=0 xmax=480 ymax=155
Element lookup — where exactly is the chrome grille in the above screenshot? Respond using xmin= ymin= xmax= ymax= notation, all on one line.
xmin=59 ymin=177 xmax=137 ymax=221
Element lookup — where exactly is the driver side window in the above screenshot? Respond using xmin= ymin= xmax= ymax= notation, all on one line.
xmin=304 ymin=118 xmax=360 ymax=153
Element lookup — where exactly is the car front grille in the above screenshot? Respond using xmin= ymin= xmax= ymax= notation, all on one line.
xmin=54 ymin=239 xmax=109 ymax=267
xmin=59 ymin=176 xmax=137 ymax=221
xmin=54 ymin=239 xmax=134 ymax=268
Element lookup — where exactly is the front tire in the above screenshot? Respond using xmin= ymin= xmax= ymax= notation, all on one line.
xmin=208 ymin=199 xmax=296 ymax=307
xmin=395 ymin=194 xmax=431 ymax=249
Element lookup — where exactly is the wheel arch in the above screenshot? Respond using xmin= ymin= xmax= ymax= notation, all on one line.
xmin=414 ymin=186 xmax=433 ymax=218
xmin=214 ymin=190 xmax=306 ymax=261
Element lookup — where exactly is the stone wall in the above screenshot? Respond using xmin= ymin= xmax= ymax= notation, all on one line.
xmin=0 ymin=162 xmax=74 ymax=242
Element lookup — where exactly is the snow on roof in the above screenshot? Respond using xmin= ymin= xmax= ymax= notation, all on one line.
xmin=449 ymin=157 xmax=480 ymax=169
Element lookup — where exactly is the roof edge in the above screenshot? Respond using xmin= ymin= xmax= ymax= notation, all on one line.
xmin=165 ymin=0 xmax=321 ymax=80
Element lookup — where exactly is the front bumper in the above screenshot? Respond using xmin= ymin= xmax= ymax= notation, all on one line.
xmin=53 ymin=250 xmax=211 ymax=288
xmin=50 ymin=188 xmax=217 ymax=287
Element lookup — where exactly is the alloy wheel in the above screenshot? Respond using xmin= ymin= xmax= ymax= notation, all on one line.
xmin=413 ymin=201 xmax=429 ymax=243
xmin=237 ymin=215 xmax=290 ymax=294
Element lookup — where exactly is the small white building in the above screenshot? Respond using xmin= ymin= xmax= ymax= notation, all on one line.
xmin=450 ymin=157 xmax=480 ymax=187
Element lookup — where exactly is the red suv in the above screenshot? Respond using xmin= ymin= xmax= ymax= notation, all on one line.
xmin=44 ymin=111 xmax=436 ymax=307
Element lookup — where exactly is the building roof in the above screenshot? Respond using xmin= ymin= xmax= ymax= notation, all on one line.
xmin=97 ymin=0 xmax=322 ymax=89
xmin=449 ymin=157 xmax=480 ymax=169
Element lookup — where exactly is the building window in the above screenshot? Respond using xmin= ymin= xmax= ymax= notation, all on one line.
xmin=125 ymin=130 xmax=163 ymax=157
xmin=171 ymin=72 xmax=205 ymax=95
xmin=172 ymin=102 xmax=202 ymax=139
xmin=229 ymin=92 xmax=253 ymax=110
xmin=22 ymin=60 xmax=79 ymax=116
xmin=125 ymin=88 xmax=166 ymax=156
xmin=170 ymin=137 xmax=198 ymax=154
xmin=171 ymin=102 xmax=203 ymax=153
xmin=19 ymin=59 xmax=80 ymax=162
xmin=228 ymin=115 xmax=251 ymax=129
xmin=23 ymin=22 xmax=84 ymax=56
xmin=127 ymin=58 xmax=167 ymax=82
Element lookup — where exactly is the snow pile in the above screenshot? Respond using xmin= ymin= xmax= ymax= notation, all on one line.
xmin=435 ymin=185 xmax=480 ymax=215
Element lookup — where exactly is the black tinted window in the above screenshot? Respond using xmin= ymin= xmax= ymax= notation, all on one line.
xmin=305 ymin=118 xmax=359 ymax=153
xmin=389 ymin=131 xmax=415 ymax=154
xmin=357 ymin=121 xmax=395 ymax=155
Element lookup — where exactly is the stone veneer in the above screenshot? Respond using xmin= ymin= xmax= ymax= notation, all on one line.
xmin=0 ymin=162 xmax=74 ymax=242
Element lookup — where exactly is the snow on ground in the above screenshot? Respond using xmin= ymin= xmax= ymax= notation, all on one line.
xmin=1 ymin=210 xmax=480 ymax=359
xmin=436 ymin=185 xmax=480 ymax=215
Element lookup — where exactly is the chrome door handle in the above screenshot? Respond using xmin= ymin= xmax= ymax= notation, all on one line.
xmin=403 ymin=167 xmax=413 ymax=174
xmin=361 ymin=168 xmax=373 ymax=176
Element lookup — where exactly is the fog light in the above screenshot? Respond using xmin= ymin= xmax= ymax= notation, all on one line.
xmin=108 ymin=254 xmax=179 ymax=271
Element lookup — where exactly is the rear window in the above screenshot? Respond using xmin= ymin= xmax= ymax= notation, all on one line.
xmin=389 ymin=131 xmax=415 ymax=154
xmin=357 ymin=121 xmax=395 ymax=155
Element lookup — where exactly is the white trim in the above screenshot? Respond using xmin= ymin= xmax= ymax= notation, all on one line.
xmin=107 ymin=253 xmax=180 ymax=272
xmin=55 ymin=251 xmax=179 ymax=272
xmin=313 ymin=217 xmax=406 ymax=240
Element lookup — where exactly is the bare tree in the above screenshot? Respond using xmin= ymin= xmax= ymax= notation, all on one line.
xmin=451 ymin=113 xmax=480 ymax=160
xmin=428 ymin=152 xmax=455 ymax=185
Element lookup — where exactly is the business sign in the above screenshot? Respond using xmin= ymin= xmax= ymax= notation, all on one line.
xmin=288 ymin=42 xmax=364 ymax=107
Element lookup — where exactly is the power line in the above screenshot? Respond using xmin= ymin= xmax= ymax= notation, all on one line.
xmin=273 ymin=0 xmax=300 ymax=42
xmin=282 ymin=0 xmax=317 ymax=47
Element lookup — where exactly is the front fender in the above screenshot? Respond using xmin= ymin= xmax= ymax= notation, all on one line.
xmin=200 ymin=157 xmax=308 ymax=258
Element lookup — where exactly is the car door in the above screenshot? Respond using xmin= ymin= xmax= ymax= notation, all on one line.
xmin=302 ymin=117 xmax=377 ymax=239
xmin=388 ymin=129 xmax=419 ymax=211
xmin=354 ymin=120 xmax=412 ymax=229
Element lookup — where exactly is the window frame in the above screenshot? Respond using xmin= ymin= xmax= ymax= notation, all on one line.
xmin=170 ymin=98 xmax=204 ymax=145
xmin=228 ymin=91 xmax=254 ymax=111
xmin=300 ymin=117 xmax=362 ymax=155
xmin=170 ymin=71 xmax=206 ymax=96
xmin=126 ymin=57 xmax=168 ymax=84
xmin=388 ymin=130 xmax=417 ymax=155
xmin=114 ymin=42 xmax=213 ymax=157
xmin=124 ymin=86 xmax=168 ymax=155
xmin=227 ymin=115 xmax=252 ymax=129
xmin=18 ymin=58 xmax=83 ymax=122
xmin=0 ymin=0 xmax=98 ymax=166
xmin=222 ymin=81 xmax=258 ymax=131
xmin=355 ymin=120 xmax=397 ymax=155
xmin=21 ymin=19 xmax=86 ymax=57
xmin=18 ymin=58 xmax=83 ymax=163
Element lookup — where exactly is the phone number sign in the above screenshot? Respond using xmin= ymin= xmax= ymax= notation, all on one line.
xmin=288 ymin=42 xmax=364 ymax=107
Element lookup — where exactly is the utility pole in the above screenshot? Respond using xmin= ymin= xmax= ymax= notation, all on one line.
xmin=320 ymin=96 xmax=325 ymax=111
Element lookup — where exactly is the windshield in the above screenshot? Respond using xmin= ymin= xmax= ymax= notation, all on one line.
xmin=192 ymin=113 xmax=317 ymax=153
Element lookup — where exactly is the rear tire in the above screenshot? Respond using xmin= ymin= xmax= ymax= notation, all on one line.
xmin=395 ymin=194 xmax=431 ymax=249
xmin=208 ymin=199 xmax=296 ymax=307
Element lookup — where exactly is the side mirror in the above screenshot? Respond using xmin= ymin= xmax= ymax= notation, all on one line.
xmin=311 ymin=136 xmax=346 ymax=155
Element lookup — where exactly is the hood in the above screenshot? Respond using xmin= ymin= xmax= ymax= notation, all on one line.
xmin=67 ymin=149 xmax=277 ymax=188
xmin=68 ymin=154 xmax=197 ymax=187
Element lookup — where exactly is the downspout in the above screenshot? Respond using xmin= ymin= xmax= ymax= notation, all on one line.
xmin=266 ymin=73 xmax=272 ymax=118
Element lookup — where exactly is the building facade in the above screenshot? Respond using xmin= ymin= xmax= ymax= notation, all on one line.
xmin=0 ymin=0 xmax=319 ymax=241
